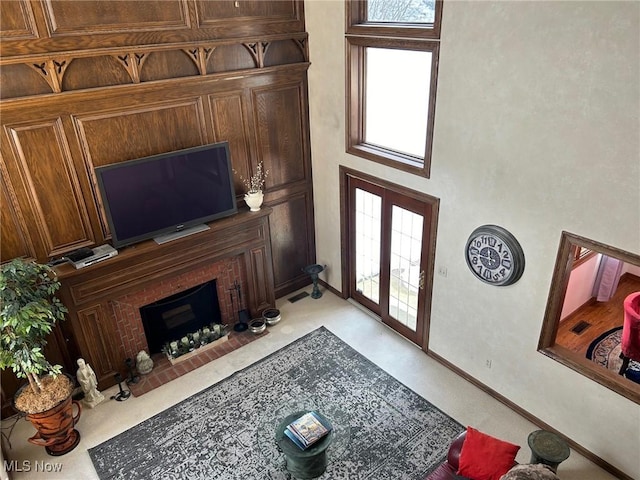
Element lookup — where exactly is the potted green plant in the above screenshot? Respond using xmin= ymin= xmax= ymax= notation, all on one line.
xmin=0 ymin=258 xmax=81 ymax=456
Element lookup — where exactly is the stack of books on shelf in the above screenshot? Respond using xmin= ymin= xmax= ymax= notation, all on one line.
xmin=284 ymin=411 xmax=332 ymax=450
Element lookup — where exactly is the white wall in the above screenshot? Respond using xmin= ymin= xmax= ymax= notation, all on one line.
xmin=562 ymin=258 xmax=640 ymax=320
xmin=624 ymin=263 xmax=640 ymax=277
xmin=305 ymin=1 xmax=640 ymax=477
xmin=560 ymin=254 xmax=601 ymax=320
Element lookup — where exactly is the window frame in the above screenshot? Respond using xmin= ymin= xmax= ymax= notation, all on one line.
xmin=571 ymin=245 xmax=598 ymax=269
xmin=539 ymin=231 xmax=640 ymax=405
xmin=345 ymin=1 xmax=443 ymax=178
xmin=346 ymin=0 xmax=443 ymax=39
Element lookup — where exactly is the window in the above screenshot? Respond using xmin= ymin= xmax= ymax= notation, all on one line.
xmin=346 ymin=0 xmax=443 ymax=177
xmin=539 ymin=231 xmax=640 ymax=404
xmin=571 ymin=245 xmax=597 ymax=269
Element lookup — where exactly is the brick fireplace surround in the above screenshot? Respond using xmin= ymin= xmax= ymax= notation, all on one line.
xmin=111 ymin=255 xmax=245 ymax=360
xmin=107 ymin=255 xmax=266 ymax=396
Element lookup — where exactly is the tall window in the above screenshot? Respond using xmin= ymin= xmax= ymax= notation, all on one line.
xmin=346 ymin=0 xmax=443 ymax=177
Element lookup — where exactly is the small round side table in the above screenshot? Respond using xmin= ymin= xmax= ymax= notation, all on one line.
xmin=527 ymin=430 xmax=570 ymax=472
xmin=275 ymin=411 xmax=333 ymax=479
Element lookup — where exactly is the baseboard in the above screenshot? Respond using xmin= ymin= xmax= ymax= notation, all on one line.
xmin=426 ymin=350 xmax=633 ymax=480
xmin=317 ymin=279 xmax=344 ymax=298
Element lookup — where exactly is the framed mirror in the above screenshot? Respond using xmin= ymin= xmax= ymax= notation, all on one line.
xmin=539 ymin=231 xmax=640 ymax=404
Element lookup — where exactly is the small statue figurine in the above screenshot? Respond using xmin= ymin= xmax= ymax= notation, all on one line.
xmin=136 ymin=350 xmax=154 ymax=375
xmin=76 ymin=358 xmax=104 ymax=408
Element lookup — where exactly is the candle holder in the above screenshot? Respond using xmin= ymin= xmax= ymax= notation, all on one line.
xmin=111 ymin=373 xmax=131 ymax=402
xmin=302 ymin=264 xmax=326 ymax=299
xmin=125 ymin=357 xmax=139 ymax=385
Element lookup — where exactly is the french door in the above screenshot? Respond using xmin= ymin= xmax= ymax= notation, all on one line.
xmin=344 ymin=171 xmax=437 ymax=347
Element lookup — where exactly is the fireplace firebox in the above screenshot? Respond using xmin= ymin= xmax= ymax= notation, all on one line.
xmin=140 ymin=280 xmax=222 ymax=354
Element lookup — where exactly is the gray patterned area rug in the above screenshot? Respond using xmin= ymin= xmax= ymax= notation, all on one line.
xmin=89 ymin=326 xmax=463 ymax=479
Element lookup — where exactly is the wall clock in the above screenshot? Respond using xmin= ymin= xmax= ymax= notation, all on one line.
xmin=465 ymin=225 xmax=525 ymax=286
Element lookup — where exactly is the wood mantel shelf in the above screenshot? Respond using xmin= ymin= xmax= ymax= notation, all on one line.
xmin=55 ymin=207 xmax=276 ymax=390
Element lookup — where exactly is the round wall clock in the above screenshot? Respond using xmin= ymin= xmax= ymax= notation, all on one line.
xmin=465 ymin=225 xmax=525 ymax=286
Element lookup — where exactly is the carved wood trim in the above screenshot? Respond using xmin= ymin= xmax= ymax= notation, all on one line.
xmin=1 ymin=34 xmax=308 ymax=99
xmin=183 ymin=46 xmax=215 ymax=75
xmin=27 ymin=58 xmax=71 ymax=93
xmin=294 ymin=38 xmax=307 ymax=60
xmin=113 ymin=52 xmax=149 ymax=84
xmin=243 ymin=42 xmax=261 ymax=68
xmin=0 ymin=34 xmax=308 ymax=65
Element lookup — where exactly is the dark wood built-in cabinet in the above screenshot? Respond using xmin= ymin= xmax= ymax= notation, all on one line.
xmin=58 ymin=208 xmax=276 ymax=389
xmin=0 ymin=0 xmax=314 ymax=417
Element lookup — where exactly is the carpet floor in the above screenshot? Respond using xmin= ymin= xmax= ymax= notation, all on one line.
xmin=89 ymin=326 xmax=463 ymax=479
xmin=586 ymin=326 xmax=640 ymax=383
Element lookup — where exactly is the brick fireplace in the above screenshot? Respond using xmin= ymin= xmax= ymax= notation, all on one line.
xmin=105 ymin=254 xmax=270 ymax=397
xmin=56 ymin=208 xmax=276 ymax=391
xmin=109 ymin=255 xmax=246 ymax=361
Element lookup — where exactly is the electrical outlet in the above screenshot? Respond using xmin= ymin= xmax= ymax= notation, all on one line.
xmin=438 ymin=266 xmax=448 ymax=277
xmin=485 ymin=359 xmax=492 ymax=368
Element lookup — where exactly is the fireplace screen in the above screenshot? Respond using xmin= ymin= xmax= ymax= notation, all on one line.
xmin=140 ymin=280 xmax=222 ymax=354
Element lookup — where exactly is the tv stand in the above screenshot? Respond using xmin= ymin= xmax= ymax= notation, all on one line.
xmin=153 ymin=224 xmax=210 ymax=245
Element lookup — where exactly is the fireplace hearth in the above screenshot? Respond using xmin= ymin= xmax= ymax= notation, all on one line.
xmin=128 ymin=328 xmax=268 ymax=396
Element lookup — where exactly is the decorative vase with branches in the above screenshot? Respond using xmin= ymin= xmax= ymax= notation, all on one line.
xmin=234 ymin=162 xmax=269 ymax=211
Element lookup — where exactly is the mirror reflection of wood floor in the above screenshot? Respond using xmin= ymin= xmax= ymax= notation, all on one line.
xmin=556 ymin=273 xmax=640 ymax=354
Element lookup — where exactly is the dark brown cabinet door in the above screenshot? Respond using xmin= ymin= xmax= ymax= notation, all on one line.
xmin=72 ymin=305 xmax=120 ymax=389
xmin=210 ymin=79 xmax=315 ymax=297
xmin=250 ymin=78 xmax=315 ymax=296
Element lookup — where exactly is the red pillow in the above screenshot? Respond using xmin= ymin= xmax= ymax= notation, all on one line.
xmin=457 ymin=426 xmax=520 ymax=480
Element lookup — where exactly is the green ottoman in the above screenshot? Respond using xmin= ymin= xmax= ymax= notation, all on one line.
xmin=275 ymin=411 xmax=333 ymax=479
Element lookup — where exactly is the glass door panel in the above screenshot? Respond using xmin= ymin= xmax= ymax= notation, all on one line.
xmin=389 ymin=205 xmax=423 ymax=332
xmin=355 ymin=188 xmax=382 ymax=305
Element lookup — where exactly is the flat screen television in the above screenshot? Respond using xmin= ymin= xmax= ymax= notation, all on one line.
xmin=95 ymin=142 xmax=238 ymax=248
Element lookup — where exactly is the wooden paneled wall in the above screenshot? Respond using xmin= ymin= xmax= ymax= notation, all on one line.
xmin=0 ymin=0 xmax=315 ymax=417
xmin=0 ymin=0 xmax=315 ymax=296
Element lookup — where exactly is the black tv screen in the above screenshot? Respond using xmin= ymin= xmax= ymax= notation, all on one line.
xmin=95 ymin=142 xmax=238 ymax=248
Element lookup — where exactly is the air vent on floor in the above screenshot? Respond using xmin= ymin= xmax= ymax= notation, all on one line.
xmin=288 ymin=291 xmax=310 ymax=303
xmin=571 ymin=320 xmax=591 ymax=334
